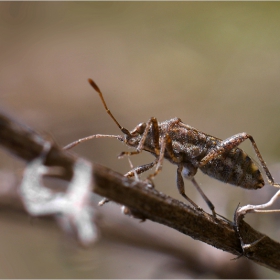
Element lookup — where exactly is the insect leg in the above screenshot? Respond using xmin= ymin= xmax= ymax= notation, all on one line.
xmin=123 ymin=133 xmax=177 ymax=188
xmin=149 ymin=117 xmax=160 ymax=154
xmin=177 ymin=164 xmax=200 ymax=209
xmin=124 ymin=161 xmax=157 ymax=178
xmin=136 ymin=117 xmax=160 ymax=155
xmin=99 ymin=160 xmax=158 ymax=206
xmin=146 ymin=134 xmax=168 ymax=181
xmin=146 ymin=131 xmax=184 ymax=182
xmin=190 ymin=178 xmax=216 ymax=218
xmin=99 ymin=161 xmax=156 ymax=207
xmin=119 ymin=117 xmax=160 ymax=157
xmin=199 ymin=132 xmax=280 ymax=188
xmin=182 ymin=162 xmax=217 ymax=217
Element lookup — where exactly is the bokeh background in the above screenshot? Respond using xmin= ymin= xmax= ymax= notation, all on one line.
xmin=1 ymin=1 xmax=280 ymax=278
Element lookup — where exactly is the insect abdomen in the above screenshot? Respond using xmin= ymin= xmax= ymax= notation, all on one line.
xmin=199 ymin=147 xmax=265 ymax=189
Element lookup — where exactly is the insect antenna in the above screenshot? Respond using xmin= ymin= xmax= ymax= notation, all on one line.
xmin=63 ymin=79 xmax=128 ymax=151
xmin=88 ymin=79 xmax=131 ymax=136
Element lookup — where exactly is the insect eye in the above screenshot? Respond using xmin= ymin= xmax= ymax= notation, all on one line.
xmin=128 ymin=138 xmax=137 ymax=145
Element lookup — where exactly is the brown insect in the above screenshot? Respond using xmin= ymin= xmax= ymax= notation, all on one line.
xmin=64 ymin=79 xmax=280 ymax=218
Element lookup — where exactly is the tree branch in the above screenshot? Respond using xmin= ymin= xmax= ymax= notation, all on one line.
xmin=0 ymin=111 xmax=280 ymax=272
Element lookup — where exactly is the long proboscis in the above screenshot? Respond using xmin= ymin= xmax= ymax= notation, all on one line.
xmin=63 ymin=134 xmax=123 ymax=150
xmin=88 ymin=79 xmax=131 ymax=136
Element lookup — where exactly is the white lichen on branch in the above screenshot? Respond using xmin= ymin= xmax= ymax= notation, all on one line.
xmin=19 ymin=141 xmax=98 ymax=246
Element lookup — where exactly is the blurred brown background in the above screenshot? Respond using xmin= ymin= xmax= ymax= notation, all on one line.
xmin=1 ymin=2 xmax=280 ymax=278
